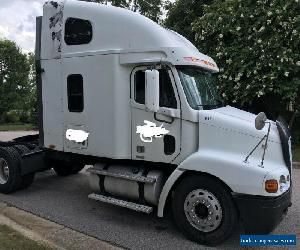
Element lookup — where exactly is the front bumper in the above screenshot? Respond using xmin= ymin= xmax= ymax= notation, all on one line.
xmin=233 ymin=188 xmax=292 ymax=234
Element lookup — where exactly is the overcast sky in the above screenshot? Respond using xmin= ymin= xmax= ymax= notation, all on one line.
xmin=0 ymin=0 xmax=173 ymax=54
xmin=0 ymin=0 xmax=46 ymax=53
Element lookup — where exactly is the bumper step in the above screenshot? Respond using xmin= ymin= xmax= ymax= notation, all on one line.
xmin=88 ymin=193 xmax=153 ymax=214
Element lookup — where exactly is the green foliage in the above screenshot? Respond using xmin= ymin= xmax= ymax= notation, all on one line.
xmin=25 ymin=52 xmax=38 ymax=125
xmin=164 ymin=0 xmax=214 ymax=43
xmin=0 ymin=123 xmax=36 ymax=131
xmin=19 ymin=111 xmax=30 ymax=123
xmin=192 ymin=0 xmax=300 ymax=116
xmin=138 ymin=0 xmax=162 ymax=22
xmin=0 ymin=39 xmax=31 ymax=122
xmin=4 ymin=110 xmax=20 ymax=123
xmin=81 ymin=0 xmax=163 ymax=22
xmin=293 ymin=146 xmax=300 ymax=161
xmin=291 ymin=113 xmax=300 ymax=144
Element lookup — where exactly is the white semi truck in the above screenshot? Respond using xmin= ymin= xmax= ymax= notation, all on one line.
xmin=0 ymin=0 xmax=292 ymax=245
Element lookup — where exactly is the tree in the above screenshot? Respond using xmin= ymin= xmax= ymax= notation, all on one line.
xmin=192 ymin=0 xmax=300 ymax=121
xmin=164 ymin=0 xmax=214 ymax=43
xmin=23 ymin=52 xmax=37 ymax=124
xmin=80 ymin=0 xmax=163 ymax=22
xmin=0 ymin=39 xmax=31 ymax=122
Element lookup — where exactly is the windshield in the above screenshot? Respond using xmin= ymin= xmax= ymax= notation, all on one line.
xmin=177 ymin=66 xmax=222 ymax=110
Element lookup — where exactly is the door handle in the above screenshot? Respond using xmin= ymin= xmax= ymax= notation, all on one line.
xmin=154 ymin=112 xmax=174 ymax=124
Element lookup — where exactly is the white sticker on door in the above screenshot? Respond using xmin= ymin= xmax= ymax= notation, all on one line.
xmin=136 ymin=120 xmax=169 ymax=143
xmin=66 ymin=129 xmax=89 ymax=143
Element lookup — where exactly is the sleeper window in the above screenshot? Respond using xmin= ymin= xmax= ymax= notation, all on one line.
xmin=67 ymin=74 xmax=84 ymax=112
xmin=65 ymin=18 xmax=92 ymax=45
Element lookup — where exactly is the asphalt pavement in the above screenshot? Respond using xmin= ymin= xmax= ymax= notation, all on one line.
xmin=0 ymin=132 xmax=299 ymax=250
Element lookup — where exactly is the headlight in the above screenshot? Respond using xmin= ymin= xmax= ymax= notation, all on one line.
xmin=279 ymin=175 xmax=289 ymax=193
xmin=279 ymin=175 xmax=286 ymax=184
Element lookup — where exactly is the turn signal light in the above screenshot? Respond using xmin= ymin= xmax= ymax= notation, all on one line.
xmin=265 ymin=179 xmax=278 ymax=193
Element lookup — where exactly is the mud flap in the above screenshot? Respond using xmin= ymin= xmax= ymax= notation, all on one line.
xmin=21 ymin=150 xmax=47 ymax=175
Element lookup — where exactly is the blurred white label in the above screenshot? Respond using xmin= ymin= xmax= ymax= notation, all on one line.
xmin=136 ymin=120 xmax=169 ymax=143
xmin=66 ymin=129 xmax=89 ymax=143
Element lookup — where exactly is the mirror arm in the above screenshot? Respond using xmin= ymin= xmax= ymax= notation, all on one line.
xmin=243 ymin=135 xmax=267 ymax=163
xmin=259 ymin=122 xmax=272 ymax=168
xmin=244 ymin=122 xmax=272 ymax=167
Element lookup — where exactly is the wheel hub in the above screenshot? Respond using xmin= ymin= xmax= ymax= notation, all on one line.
xmin=184 ymin=188 xmax=222 ymax=232
xmin=195 ymin=203 xmax=209 ymax=219
xmin=0 ymin=158 xmax=9 ymax=185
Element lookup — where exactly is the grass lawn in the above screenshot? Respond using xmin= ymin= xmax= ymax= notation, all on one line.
xmin=293 ymin=146 xmax=300 ymax=162
xmin=0 ymin=225 xmax=53 ymax=250
xmin=0 ymin=123 xmax=36 ymax=131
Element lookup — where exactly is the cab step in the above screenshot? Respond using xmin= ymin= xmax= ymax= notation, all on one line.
xmin=87 ymin=168 xmax=156 ymax=184
xmin=88 ymin=193 xmax=153 ymax=214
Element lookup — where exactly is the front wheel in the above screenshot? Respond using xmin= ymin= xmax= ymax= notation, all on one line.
xmin=172 ymin=175 xmax=238 ymax=246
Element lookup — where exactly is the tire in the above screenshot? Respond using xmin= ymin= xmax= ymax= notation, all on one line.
xmin=14 ymin=145 xmax=35 ymax=189
xmin=0 ymin=147 xmax=23 ymax=194
xmin=172 ymin=175 xmax=238 ymax=246
xmin=14 ymin=145 xmax=30 ymax=155
xmin=52 ymin=160 xmax=85 ymax=176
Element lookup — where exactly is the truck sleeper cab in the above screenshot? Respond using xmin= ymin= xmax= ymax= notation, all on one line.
xmin=0 ymin=0 xmax=292 ymax=246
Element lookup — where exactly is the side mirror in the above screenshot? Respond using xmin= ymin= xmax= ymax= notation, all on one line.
xmin=145 ymin=69 xmax=159 ymax=112
xmin=255 ymin=112 xmax=267 ymax=130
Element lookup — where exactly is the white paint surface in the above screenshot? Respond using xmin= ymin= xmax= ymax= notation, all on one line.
xmin=66 ymin=129 xmax=89 ymax=143
xmin=136 ymin=120 xmax=169 ymax=143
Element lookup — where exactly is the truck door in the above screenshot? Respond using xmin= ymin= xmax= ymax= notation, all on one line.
xmin=131 ymin=66 xmax=181 ymax=163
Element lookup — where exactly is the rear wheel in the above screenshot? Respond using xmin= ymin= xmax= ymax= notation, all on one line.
xmin=52 ymin=160 xmax=85 ymax=176
xmin=0 ymin=147 xmax=23 ymax=194
xmin=172 ymin=175 xmax=238 ymax=246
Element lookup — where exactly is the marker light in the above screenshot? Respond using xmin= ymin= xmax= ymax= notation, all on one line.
xmin=183 ymin=57 xmax=216 ymax=68
xmin=265 ymin=179 xmax=278 ymax=193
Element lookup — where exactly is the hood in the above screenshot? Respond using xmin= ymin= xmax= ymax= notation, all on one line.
xmin=214 ymin=106 xmax=257 ymax=123
xmin=198 ymin=106 xmax=286 ymax=173
xmin=211 ymin=106 xmax=281 ymax=144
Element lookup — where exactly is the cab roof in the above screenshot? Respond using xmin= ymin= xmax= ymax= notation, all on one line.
xmin=41 ymin=0 xmax=218 ymax=72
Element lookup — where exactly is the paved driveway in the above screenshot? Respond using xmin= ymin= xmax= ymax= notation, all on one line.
xmin=0 ymin=131 xmax=299 ymax=249
xmin=0 ymin=131 xmax=38 ymax=142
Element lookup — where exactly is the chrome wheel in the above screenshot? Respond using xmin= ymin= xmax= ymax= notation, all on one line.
xmin=0 ymin=158 xmax=9 ymax=185
xmin=184 ymin=188 xmax=222 ymax=232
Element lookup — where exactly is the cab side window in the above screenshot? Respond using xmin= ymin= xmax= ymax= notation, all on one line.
xmin=134 ymin=69 xmax=177 ymax=109
xmin=159 ymin=69 xmax=177 ymax=109
xmin=134 ymin=71 xmax=146 ymax=104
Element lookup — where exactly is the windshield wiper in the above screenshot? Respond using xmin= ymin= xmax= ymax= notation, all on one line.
xmin=196 ymin=104 xmax=217 ymax=107
xmin=196 ymin=99 xmax=223 ymax=107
